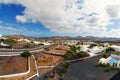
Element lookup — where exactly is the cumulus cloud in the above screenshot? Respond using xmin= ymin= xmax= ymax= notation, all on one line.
xmin=16 ymin=15 xmax=27 ymax=23
xmin=0 ymin=0 xmax=120 ymax=37
xmin=106 ymin=5 xmax=120 ymax=19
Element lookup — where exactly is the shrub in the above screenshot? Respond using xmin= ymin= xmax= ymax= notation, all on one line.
xmin=70 ymin=45 xmax=76 ymax=52
xmin=97 ymin=63 xmax=102 ymax=67
xmin=79 ymin=51 xmax=90 ymax=57
xmin=64 ymin=50 xmax=74 ymax=59
xmin=105 ymin=67 xmax=111 ymax=72
xmin=21 ymin=51 xmax=31 ymax=57
xmin=106 ymin=47 xmax=115 ymax=53
xmin=62 ymin=62 xmax=70 ymax=70
xmin=102 ymin=53 xmax=107 ymax=58
xmin=39 ymin=43 xmax=44 ymax=46
xmin=64 ymin=46 xmax=89 ymax=60
xmin=114 ymin=52 xmax=120 ymax=55
xmin=99 ymin=44 xmax=104 ymax=47
xmin=64 ymin=50 xmax=90 ymax=60
xmin=89 ymin=44 xmax=97 ymax=48
xmin=106 ymin=63 xmax=111 ymax=67
xmin=69 ymin=45 xmax=81 ymax=52
xmin=102 ymin=63 xmax=106 ymax=68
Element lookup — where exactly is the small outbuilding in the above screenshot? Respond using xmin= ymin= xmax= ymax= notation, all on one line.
xmin=99 ymin=58 xmax=107 ymax=64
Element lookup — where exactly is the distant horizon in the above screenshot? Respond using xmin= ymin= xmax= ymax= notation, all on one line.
xmin=2 ymin=33 xmax=120 ymax=39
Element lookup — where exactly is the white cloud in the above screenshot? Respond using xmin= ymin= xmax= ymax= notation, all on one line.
xmin=16 ymin=15 xmax=27 ymax=23
xmin=106 ymin=5 xmax=120 ymax=19
xmin=0 ymin=26 xmax=26 ymax=32
xmin=0 ymin=0 xmax=120 ymax=37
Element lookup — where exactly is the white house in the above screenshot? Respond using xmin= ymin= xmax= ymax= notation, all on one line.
xmin=89 ymin=46 xmax=103 ymax=54
xmin=0 ymin=42 xmax=11 ymax=48
xmin=80 ymin=45 xmax=89 ymax=51
xmin=104 ymin=43 xmax=109 ymax=46
xmin=33 ymin=41 xmax=41 ymax=45
xmin=111 ymin=45 xmax=120 ymax=51
xmin=99 ymin=58 xmax=107 ymax=64
xmin=43 ymin=42 xmax=51 ymax=46
xmin=99 ymin=54 xmax=120 ymax=68
xmin=81 ymin=45 xmax=104 ymax=56
xmin=18 ymin=39 xmax=31 ymax=43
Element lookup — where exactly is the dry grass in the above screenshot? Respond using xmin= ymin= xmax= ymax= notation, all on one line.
xmin=0 ymin=56 xmax=28 ymax=75
xmin=55 ymin=45 xmax=70 ymax=50
xmin=35 ymin=54 xmax=63 ymax=66
xmin=38 ymin=68 xmax=53 ymax=75
xmin=48 ymin=49 xmax=66 ymax=55
xmin=0 ymin=55 xmax=37 ymax=80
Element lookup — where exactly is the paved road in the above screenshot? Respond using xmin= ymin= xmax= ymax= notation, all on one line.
xmin=64 ymin=55 xmax=118 ymax=80
xmin=0 ymin=46 xmax=46 ymax=52
xmin=0 ymin=46 xmax=47 ymax=55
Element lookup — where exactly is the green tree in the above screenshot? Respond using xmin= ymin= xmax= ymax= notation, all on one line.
xmin=39 ymin=43 xmax=44 ymax=46
xmin=70 ymin=45 xmax=77 ymax=52
xmin=79 ymin=51 xmax=90 ymax=57
xmin=89 ymin=44 xmax=97 ymax=48
xmin=62 ymin=62 xmax=70 ymax=70
xmin=105 ymin=66 xmax=111 ymax=72
xmin=114 ymin=52 xmax=120 ymax=55
xmin=106 ymin=63 xmax=111 ymax=67
xmin=21 ymin=51 xmax=31 ymax=57
xmin=103 ymin=53 xmax=107 ymax=58
xmin=106 ymin=47 xmax=115 ymax=53
xmin=64 ymin=50 xmax=74 ymax=59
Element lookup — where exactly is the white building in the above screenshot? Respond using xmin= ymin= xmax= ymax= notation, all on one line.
xmin=18 ymin=39 xmax=31 ymax=43
xmin=99 ymin=54 xmax=120 ymax=68
xmin=43 ymin=42 xmax=51 ymax=46
xmin=111 ymin=45 xmax=120 ymax=51
xmin=104 ymin=43 xmax=109 ymax=46
xmin=33 ymin=41 xmax=41 ymax=44
xmin=99 ymin=58 xmax=107 ymax=64
xmin=81 ymin=45 xmax=104 ymax=56
xmin=0 ymin=42 xmax=11 ymax=48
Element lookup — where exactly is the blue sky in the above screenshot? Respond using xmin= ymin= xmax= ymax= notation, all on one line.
xmin=0 ymin=0 xmax=120 ymax=37
xmin=0 ymin=4 xmax=58 ymax=37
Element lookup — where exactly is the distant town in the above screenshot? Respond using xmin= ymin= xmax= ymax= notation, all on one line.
xmin=0 ymin=34 xmax=120 ymax=80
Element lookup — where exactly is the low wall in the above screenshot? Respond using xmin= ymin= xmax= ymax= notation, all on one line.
xmin=0 ymin=54 xmax=20 ymax=56
xmin=65 ymin=51 xmax=103 ymax=63
xmin=0 ymin=57 xmax=30 ymax=78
